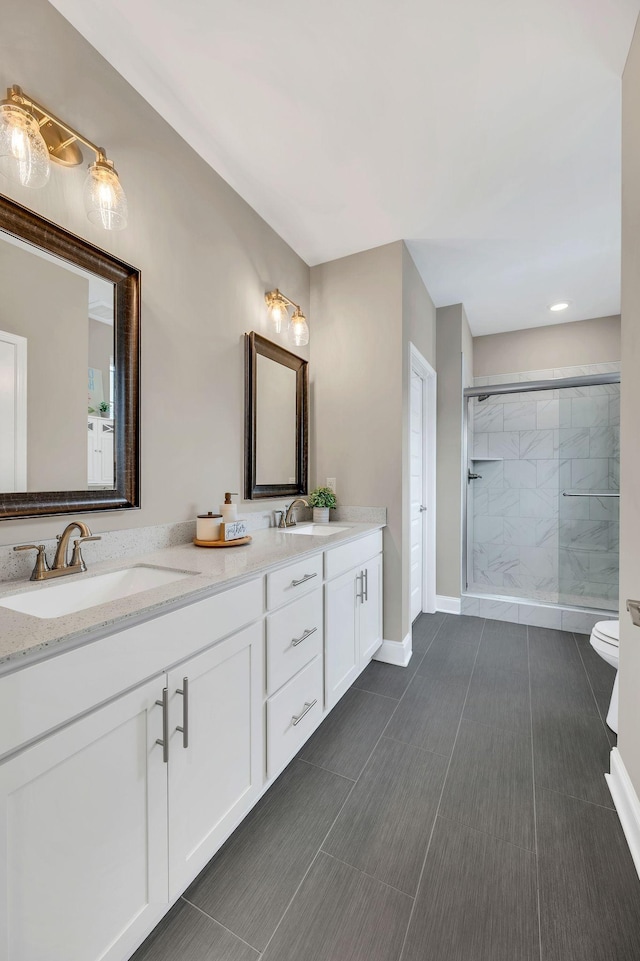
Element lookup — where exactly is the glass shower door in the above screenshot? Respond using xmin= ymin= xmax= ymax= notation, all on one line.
xmin=557 ymin=382 xmax=620 ymax=611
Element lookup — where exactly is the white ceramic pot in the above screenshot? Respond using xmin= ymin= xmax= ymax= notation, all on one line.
xmin=312 ymin=507 xmax=330 ymax=524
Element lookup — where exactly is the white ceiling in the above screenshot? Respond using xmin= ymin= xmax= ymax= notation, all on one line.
xmin=49 ymin=0 xmax=639 ymax=335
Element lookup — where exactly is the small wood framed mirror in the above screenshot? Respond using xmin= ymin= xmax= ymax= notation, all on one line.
xmin=244 ymin=332 xmax=308 ymax=500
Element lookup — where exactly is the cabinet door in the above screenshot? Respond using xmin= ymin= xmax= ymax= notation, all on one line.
xmin=0 ymin=677 xmax=168 ymax=961
xmin=359 ymin=553 xmax=383 ymax=664
xmin=99 ymin=419 xmax=115 ymax=485
xmin=167 ymin=621 xmax=264 ymax=897
xmin=325 ymin=567 xmax=359 ymax=710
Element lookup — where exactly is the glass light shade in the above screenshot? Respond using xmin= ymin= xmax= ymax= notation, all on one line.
xmin=266 ymin=291 xmax=289 ymax=334
xmin=84 ymin=159 xmax=128 ymax=231
xmin=270 ymin=302 xmax=289 ymax=334
xmin=288 ymin=308 xmax=309 ymax=347
xmin=0 ymin=102 xmax=50 ymax=188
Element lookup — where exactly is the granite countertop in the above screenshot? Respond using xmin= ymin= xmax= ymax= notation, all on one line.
xmin=0 ymin=522 xmax=383 ymax=674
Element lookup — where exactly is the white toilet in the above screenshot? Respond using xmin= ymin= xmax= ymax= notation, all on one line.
xmin=589 ymin=620 xmax=620 ymax=733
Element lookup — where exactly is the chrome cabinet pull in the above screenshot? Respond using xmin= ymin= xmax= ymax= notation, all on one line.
xmin=155 ymin=687 xmax=169 ymax=763
xmin=292 ymin=627 xmax=317 ymax=647
xmin=176 ymin=676 xmax=189 ymax=748
xmin=363 ymin=567 xmax=369 ymax=602
xmin=292 ymin=572 xmax=317 ymax=587
xmin=292 ymin=699 xmax=317 ymax=726
xmin=356 ymin=571 xmax=364 ymax=602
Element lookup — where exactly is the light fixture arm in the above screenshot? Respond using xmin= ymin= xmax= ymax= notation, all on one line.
xmin=6 ymin=85 xmax=109 ymax=163
xmin=266 ymin=288 xmax=302 ymax=313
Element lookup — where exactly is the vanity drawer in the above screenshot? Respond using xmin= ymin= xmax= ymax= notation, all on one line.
xmin=324 ymin=530 xmax=383 ymax=580
xmin=266 ymin=553 xmax=323 ymax=610
xmin=266 ymin=589 xmax=323 ymax=695
xmin=266 ymin=655 xmax=323 ymax=778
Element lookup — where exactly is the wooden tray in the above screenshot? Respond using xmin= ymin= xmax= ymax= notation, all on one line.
xmin=193 ymin=536 xmax=252 ymax=548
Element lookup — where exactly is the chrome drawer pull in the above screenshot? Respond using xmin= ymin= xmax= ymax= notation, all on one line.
xmin=356 ymin=571 xmax=364 ymax=601
xmin=155 ymin=687 xmax=169 ymax=763
xmin=363 ymin=567 xmax=369 ymax=602
xmin=292 ymin=626 xmax=317 ymax=647
xmin=176 ymin=676 xmax=189 ymax=748
xmin=292 ymin=699 xmax=317 ymax=726
xmin=292 ymin=572 xmax=317 ymax=587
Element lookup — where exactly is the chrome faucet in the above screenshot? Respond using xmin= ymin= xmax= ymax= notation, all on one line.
xmin=282 ymin=498 xmax=309 ymax=528
xmin=14 ymin=522 xmax=101 ymax=581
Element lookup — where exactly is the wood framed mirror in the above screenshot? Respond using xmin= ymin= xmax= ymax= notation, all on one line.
xmin=0 ymin=194 xmax=140 ymax=520
xmin=244 ymin=331 xmax=308 ymax=500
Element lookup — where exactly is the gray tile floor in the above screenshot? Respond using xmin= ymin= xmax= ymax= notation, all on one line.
xmin=131 ymin=613 xmax=640 ymax=961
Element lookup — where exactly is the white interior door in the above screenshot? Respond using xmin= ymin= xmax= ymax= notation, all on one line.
xmin=410 ymin=369 xmax=425 ymax=621
xmin=0 ymin=329 xmax=27 ymax=491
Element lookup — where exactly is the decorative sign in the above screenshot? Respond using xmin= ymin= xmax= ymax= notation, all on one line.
xmin=220 ymin=520 xmax=248 ymax=541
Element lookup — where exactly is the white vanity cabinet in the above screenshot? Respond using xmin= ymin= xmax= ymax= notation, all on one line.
xmin=325 ymin=531 xmax=383 ymax=709
xmin=167 ymin=621 xmax=263 ymax=897
xmin=0 ymin=676 xmax=169 ymax=961
xmin=0 ymin=523 xmax=384 ymax=961
xmin=87 ymin=415 xmax=114 ymax=486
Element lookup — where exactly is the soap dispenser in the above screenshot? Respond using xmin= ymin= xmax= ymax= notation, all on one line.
xmin=220 ymin=492 xmax=238 ymax=523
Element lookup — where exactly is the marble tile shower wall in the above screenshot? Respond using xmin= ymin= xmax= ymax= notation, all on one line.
xmin=469 ymin=364 xmax=620 ymax=612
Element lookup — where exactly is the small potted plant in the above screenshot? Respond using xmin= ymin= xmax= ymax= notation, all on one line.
xmin=98 ymin=401 xmax=112 ymax=418
xmin=308 ymin=486 xmax=337 ymax=524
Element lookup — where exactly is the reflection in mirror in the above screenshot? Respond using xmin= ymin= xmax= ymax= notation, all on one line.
xmin=255 ymin=354 xmax=297 ymax=485
xmin=0 ymin=193 xmax=140 ymax=521
xmin=0 ymin=232 xmax=115 ymax=493
xmin=245 ymin=331 xmax=308 ymax=500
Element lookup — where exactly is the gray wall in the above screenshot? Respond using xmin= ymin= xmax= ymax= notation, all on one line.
xmin=619 ymin=16 xmax=640 ymax=799
xmin=474 ymin=315 xmax=621 ymax=377
xmin=311 ymin=241 xmax=436 ymax=645
xmin=88 ymin=318 xmax=114 ymax=413
xmin=436 ymin=304 xmax=473 ymax=599
xmin=1 ymin=0 xmax=309 ymax=545
xmin=0 ymin=242 xmax=88 ymax=491
xmin=311 ymin=242 xmax=404 ymax=642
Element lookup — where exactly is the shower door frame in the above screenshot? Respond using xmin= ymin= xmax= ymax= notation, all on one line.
xmin=462 ymin=371 xmax=620 ymax=596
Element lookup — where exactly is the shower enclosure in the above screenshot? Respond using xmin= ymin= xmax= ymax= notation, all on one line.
xmin=464 ymin=370 xmax=620 ymax=619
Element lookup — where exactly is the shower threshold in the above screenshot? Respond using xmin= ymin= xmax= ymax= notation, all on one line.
xmin=461 ymin=587 xmax=618 ymax=633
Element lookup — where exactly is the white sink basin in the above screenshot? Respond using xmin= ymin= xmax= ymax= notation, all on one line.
xmin=282 ymin=524 xmax=350 ymax=537
xmin=0 ymin=566 xmax=197 ymax=619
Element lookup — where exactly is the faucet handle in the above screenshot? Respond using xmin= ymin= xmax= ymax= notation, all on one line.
xmin=13 ymin=544 xmax=49 ymax=580
xmin=70 ymin=535 xmax=101 ymax=571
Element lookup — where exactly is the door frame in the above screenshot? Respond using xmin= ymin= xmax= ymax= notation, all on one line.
xmin=0 ymin=329 xmax=27 ymax=492
xmin=408 ymin=343 xmax=437 ymax=615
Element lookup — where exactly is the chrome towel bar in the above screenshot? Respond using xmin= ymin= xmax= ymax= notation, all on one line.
xmin=562 ymin=490 xmax=620 ymax=498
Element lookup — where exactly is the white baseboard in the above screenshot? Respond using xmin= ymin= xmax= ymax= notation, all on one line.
xmin=373 ymin=633 xmax=412 ymax=667
xmin=606 ymin=747 xmax=640 ymax=880
xmin=435 ymin=595 xmax=461 ymax=615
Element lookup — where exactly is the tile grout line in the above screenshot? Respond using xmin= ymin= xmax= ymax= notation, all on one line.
xmin=527 ymin=624 xmax=544 ymax=961
xmin=317 ymin=850 xmax=416 ymax=900
xmin=436 ymin=811 xmax=536 ymax=856
xmin=259 ymin=613 xmax=451 ymax=958
xmin=179 ymin=896 xmax=262 ymax=955
xmin=571 ymin=630 xmax=616 ymax=747
xmin=295 ymin=756 xmax=357 ymax=781
xmin=540 ymin=783 xmax=616 ymax=813
xmin=396 ymin=617 xmax=488 ymax=961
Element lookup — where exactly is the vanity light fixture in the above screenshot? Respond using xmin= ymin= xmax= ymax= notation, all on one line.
xmin=0 ymin=85 xmax=128 ymax=231
xmin=265 ymin=288 xmax=309 ymax=346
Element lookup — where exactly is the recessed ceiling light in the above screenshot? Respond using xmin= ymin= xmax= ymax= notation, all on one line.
xmin=550 ymin=302 xmax=569 ymax=312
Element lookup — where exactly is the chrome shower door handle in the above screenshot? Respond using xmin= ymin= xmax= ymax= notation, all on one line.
xmin=176 ymin=677 xmax=189 ymax=748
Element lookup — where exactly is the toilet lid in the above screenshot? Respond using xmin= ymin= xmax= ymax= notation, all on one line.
xmin=593 ymin=620 xmax=619 ymax=645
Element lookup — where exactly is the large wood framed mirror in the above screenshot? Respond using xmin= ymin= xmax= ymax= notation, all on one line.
xmin=0 ymin=194 xmax=140 ymax=520
xmin=244 ymin=332 xmax=308 ymax=500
